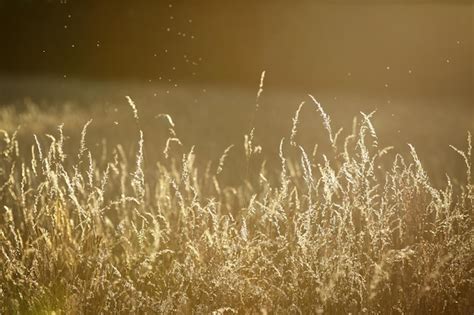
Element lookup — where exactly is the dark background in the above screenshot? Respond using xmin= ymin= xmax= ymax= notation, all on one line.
xmin=0 ymin=0 xmax=472 ymax=99
xmin=0 ymin=0 xmax=472 ymax=183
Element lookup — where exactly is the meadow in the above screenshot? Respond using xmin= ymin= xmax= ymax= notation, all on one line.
xmin=0 ymin=79 xmax=473 ymax=313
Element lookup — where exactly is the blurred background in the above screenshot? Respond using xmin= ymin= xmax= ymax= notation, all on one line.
xmin=0 ymin=0 xmax=472 ymax=181
xmin=0 ymin=0 xmax=472 ymax=95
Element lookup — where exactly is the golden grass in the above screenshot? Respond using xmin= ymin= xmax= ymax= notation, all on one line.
xmin=0 ymin=95 xmax=472 ymax=314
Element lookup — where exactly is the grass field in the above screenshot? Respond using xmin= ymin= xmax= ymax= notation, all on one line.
xmin=0 ymin=79 xmax=473 ymax=313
